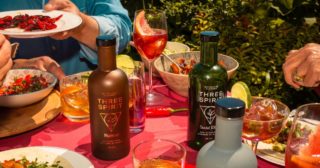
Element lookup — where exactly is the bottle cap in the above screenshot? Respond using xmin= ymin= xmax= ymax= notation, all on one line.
xmin=215 ymin=97 xmax=245 ymax=118
xmin=96 ymin=35 xmax=116 ymax=47
xmin=200 ymin=31 xmax=220 ymax=42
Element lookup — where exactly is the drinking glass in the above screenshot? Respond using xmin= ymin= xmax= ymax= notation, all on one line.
xmin=128 ymin=61 xmax=146 ymax=133
xmin=60 ymin=72 xmax=90 ymax=122
xmin=285 ymin=103 xmax=320 ymax=168
xmin=133 ymin=9 xmax=168 ymax=105
xmin=242 ymin=97 xmax=290 ymax=153
xmin=132 ymin=139 xmax=186 ymax=168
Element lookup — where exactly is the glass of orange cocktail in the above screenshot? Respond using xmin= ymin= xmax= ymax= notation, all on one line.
xmin=59 ymin=72 xmax=90 ymax=122
xmin=132 ymin=139 xmax=186 ymax=168
xmin=133 ymin=9 xmax=168 ymax=105
xmin=242 ymin=97 xmax=290 ymax=153
xmin=285 ymin=103 xmax=320 ymax=168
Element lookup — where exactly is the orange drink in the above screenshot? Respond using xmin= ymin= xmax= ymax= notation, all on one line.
xmin=241 ymin=97 xmax=290 ymax=153
xmin=60 ymin=72 xmax=90 ymax=122
xmin=138 ymin=159 xmax=181 ymax=168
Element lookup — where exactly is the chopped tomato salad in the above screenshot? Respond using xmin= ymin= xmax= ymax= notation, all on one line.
xmin=0 ymin=14 xmax=62 ymax=31
xmin=170 ymin=57 xmax=226 ymax=75
xmin=0 ymin=74 xmax=50 ymax=96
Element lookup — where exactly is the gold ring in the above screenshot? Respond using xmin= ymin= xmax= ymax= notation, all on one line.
xmin=293 ymin=74 xmax=304 ymax=83
xmin=313 ymin=81 xmax=320 ymax=87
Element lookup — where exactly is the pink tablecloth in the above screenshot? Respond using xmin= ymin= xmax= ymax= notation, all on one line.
xmin=0 ymin=81 xmax=283 ymax=168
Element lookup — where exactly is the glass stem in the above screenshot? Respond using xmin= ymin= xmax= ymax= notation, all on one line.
xmin=148 ymin=61 xmax=153 ymax=95
xmin=251 ymin=140 xmax=259 ymax=154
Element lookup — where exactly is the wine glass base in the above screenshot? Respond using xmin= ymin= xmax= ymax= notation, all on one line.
xmin=146 ymin=92 xmax=167 ymax=106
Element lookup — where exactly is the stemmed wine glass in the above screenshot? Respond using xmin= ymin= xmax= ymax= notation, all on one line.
xmin=133 ymin=9 xmax=168 ymax=105
xmin=242 ymin=97 xmax=290 ymax=153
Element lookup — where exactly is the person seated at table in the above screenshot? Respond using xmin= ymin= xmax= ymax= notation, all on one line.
xmin=282 ymin=43 xmax=320 ymax=94
xmin=0 ymin=0 xmax=132 ymax=75
xmin=0 ymin=34 xmax=65 ymax=81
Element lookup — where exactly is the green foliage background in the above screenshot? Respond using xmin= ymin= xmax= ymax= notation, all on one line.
xmin=121 ymin=0 xmax=320 ymax=109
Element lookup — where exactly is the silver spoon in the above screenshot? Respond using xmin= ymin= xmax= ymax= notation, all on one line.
xmin=162 ymin=52 xmax=182 ymax=74
xmin=11 ymin=43 xmax=19 ymax=58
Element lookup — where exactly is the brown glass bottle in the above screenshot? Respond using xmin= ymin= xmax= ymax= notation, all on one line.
xmin=88 ymin=35 xmax=130 ymax=160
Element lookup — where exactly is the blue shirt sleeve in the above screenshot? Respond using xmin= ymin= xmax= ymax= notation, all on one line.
xmin=79 ymin=0 xmax=132 ymax=65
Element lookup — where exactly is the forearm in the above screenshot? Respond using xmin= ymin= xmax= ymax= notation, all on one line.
xmin=72 ymin=13 xmax=99 ymax=50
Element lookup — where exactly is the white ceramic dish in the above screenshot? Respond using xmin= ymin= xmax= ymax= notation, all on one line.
xmin=154 ymin=51 xmax=239 ymax=97
xmin=0 ymin=10 xmax=82 ymax=38
xmin=0 ymin=69 xmax=57 ymax=107
xmin=0 ymin=146 xmax=94 ymax=168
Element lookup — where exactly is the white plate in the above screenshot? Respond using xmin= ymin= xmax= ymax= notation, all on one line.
xmin=0 ymin=10 xmax=82 ymax=38
xmin=0 ymin=146 xmax=94 ymax=168
xmin=256 ymin=141 xmax=285 ymax=166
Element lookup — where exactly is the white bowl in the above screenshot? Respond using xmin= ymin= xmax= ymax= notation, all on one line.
xmin=154 ymin=51 xmax=239 ymax=97
xmin=0 ymin=69 xmax=57 ymax=107
xmin=141 ymin=41 xmax=190 ymax=75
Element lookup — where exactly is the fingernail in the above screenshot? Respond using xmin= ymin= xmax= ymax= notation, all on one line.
xmin=44 ymin=4 xmax=53 ymax=10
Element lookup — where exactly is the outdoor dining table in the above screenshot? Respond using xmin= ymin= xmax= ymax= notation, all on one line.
xmin=0 ymin=79 xmax=283 ymax=168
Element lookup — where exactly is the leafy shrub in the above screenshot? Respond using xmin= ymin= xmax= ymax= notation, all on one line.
xmin=121 ymin=0 xmax=320 ymax=108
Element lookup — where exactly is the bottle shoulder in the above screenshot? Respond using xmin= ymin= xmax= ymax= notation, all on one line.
xmin=189 ymin=63 xmax=228 ymax=82
xmin=197 ymin=142 xmax=257 ymax=168
xmin=190 ymin=63 xmax=227 ymax=74
xmin=88 ymin=69 xmax=128 ymax=86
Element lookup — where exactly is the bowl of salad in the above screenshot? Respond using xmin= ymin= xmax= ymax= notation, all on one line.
xmin=154 ymin=51 xmax=239 ymax=97
xmin=0 ymin=69 xmax=57 ymax=107
xmin=140 ymin=41 xmax=190 ymax=76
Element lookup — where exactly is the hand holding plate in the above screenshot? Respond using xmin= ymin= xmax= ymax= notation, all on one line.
xmin=45 ymin=0 xmax=82 ymax=40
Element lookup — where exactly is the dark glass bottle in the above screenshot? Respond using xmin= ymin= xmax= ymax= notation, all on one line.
xmin=88 ymin=35 xmax=130 ymax=160
xmin=187 ymin=31 xmax=228 ymax=150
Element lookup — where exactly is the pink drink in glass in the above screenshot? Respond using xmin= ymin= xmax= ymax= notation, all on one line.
xmin=133 ymin=29 xmax=167 ymax=60
xmin=129 ymin=77 xmax=146 ymax=133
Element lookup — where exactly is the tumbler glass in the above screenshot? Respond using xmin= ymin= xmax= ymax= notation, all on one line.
xmin=128 ymin=61 xmax=146 ymax=133
xmin=133 ymin=139 xmax=186 ymax=168
xmin=60 ymin=72 xmax=90 ymax=122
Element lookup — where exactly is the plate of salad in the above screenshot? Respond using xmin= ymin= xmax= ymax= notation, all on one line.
xmin=0 ymin=146 xmax=94 ymax=168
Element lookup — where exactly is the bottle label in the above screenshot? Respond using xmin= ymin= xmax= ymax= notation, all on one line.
xmin=198 ymin=86 xmax=225 ymax=137
xmin=95 ymin=96 xmax=125 ymax=147
xmin=200 ymin=106 xmax=215 ymax=125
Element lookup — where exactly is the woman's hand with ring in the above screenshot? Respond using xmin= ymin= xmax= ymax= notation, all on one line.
xmin=283 ymin=43 xmax=320 ymax=88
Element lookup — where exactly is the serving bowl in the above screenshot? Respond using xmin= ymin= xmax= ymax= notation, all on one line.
xmin=141 ymin=41 xmax=190 ymax=75
xmin=0 ymin=69 xmax=57 ymax=107
xmin=154 ymin=51 xmax=239 ymax=97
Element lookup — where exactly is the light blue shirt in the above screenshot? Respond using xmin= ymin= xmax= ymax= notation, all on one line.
xmin=0 ymin=0 xmax=132 ymax=75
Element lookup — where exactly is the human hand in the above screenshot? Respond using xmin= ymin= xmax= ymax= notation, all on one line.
xmin=0 ymin=34 xmax=12 ymax=81
xmin=282 ymin=43 xmax=320 ymax=88
xmin=44 ymin=0 xmax=82 ymax=40
xmin=13 ymin=56 xmax=65 ymax=80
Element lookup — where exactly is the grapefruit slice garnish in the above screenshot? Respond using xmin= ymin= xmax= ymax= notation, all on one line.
xmin=135 ymin=10 xmax=154 ymax=35
xmin=300 ymin=125 xmax=320 ymax=156
xmin=291 ymin=154 xmax=320 ymax=168
xmin=308 ymin=125 xmax=320 ymax=154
